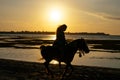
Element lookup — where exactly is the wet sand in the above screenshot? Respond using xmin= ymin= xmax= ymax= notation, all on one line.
xmin=0 ymin=59 xmax=120 ymax=80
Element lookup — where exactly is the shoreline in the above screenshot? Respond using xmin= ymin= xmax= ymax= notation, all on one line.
xmin=0 ymin=59 xmax=120 ymax=80
xmin=0 ymin=38 xmax=120 ymax=51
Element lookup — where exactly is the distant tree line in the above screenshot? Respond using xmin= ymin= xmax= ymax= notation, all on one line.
xmin=0 ymin=31 xmax=109 ymax=35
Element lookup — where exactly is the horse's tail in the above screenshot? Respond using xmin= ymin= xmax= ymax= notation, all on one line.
xmin=40 ymin=45 xmax=46 ymax=50
xmin=39 ymin=57 xmax=44 ymax=61
xmin=39 ymin=45 xmax=46 ymax=61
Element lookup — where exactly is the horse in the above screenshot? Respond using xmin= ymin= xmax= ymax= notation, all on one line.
xmin=40 ymin=38 xmax=90 ymax=78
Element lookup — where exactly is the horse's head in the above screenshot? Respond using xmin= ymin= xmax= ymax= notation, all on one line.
xmin=77 ymin=38 xmax=90 ymax=53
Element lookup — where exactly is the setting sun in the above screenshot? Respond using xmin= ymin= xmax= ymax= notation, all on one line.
xmin=49 ymin=9 xmax=62 ymax=22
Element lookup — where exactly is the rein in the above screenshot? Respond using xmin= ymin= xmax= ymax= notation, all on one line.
xmin=78 ymin=50 xmax=85 ymax=57
xmin=78 ymin=39 xmax=85 ymax=57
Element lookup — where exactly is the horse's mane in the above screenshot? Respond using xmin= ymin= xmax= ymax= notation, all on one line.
xmin=66 ymin=39 xmax=80 ymax=47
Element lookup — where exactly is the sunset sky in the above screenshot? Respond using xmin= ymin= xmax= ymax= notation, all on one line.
xmin=0 ymin=0 xmax=120 ymax=35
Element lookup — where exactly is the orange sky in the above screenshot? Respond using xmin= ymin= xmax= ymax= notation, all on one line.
xmin=0 ymin=0 xmax=120 ymax=35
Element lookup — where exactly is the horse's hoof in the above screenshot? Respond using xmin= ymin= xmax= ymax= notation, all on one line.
xmin=60 ymin=76 xmax=64 ymax=80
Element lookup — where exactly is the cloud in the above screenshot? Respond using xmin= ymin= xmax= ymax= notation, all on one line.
xmin=103 ymin=16 xmax=120 ymax=20
xmin=81 ymin=10 xmax=120 ymax=21
xmin=96 ymin=13 xmax=120 ymax=21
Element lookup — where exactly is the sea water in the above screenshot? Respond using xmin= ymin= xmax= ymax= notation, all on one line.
xmin=0 ymin=33 xmax=120 ymax=68
xmin=0 ymin=33 xmax=120 ymax=40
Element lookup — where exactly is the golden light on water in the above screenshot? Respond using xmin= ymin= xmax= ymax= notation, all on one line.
xmin=50 ymin=60 xmax=59 ymax=64
xmin=50 ymin=35 xmax=56 ymax=40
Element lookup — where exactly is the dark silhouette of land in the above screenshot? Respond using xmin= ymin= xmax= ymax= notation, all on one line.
xmin=0 ymin=59 xmax=120 ymax=80
xmin=0 ymin=31 xmax=110 ymax=35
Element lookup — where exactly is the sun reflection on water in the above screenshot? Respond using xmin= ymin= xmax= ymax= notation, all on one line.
xmin=50 ymin=35 xmax=56 ymax=40
xmin=50 ymin=60 xmax=59 ymax=64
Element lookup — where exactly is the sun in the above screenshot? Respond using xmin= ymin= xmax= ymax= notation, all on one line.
xmin=50 ymin=9 xmax=61 ymax=22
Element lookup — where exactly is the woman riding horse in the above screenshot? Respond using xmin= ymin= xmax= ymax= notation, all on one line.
xmin=53 ymin=24 xmax=67 ymax=57
xmin=40 ymin=38 xmax=90 ymax=78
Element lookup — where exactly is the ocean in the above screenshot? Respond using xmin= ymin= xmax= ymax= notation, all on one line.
xmin=0 ymin=33 xmax=120 ymax=68
xmin=1 ymin=33 xmax=120 ymax=40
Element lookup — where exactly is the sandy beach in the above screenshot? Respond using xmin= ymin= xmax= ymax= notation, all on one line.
xmin=0 ymin=59 xmax=120 ymax=80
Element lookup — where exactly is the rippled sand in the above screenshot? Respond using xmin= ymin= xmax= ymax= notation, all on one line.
xmin=0 ymin=59 xmax=120 ymax=80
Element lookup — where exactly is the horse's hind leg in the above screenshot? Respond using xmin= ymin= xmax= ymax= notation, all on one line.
xmin=67 ymin=63 xmax=73 ymax=77
xmin=44 ymin=61 xmax=53 ymax=77
xmin=59 ymin=61 xmax=61 ymax=69
xmin=44 ymin=62 xmax=51 ymax=74
xmin=44 ymin=62 xmax=49 ymax=74
xmin=61 ymin=63 xmax=69 ymax=79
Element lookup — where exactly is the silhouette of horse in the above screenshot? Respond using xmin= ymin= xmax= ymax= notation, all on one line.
xmin=40 ymin=38 xmax=90 ymax=78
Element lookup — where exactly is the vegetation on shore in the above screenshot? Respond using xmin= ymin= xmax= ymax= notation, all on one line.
xmin=0 ymin=31 xmax=110 ymax=35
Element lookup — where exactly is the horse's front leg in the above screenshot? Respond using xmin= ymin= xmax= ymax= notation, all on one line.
xmin=61 ymin=63 xmax=73 ymax=79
